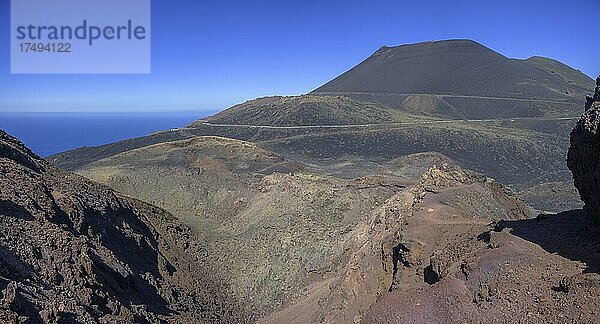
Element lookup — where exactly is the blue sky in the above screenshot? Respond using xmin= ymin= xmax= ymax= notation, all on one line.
xmin=0 ymin=0 xmax=597 ymax=112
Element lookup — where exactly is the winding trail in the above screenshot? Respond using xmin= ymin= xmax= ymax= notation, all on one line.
xmin=185 ymin=116 xmax=579 ymax=130
xmin=313 ymin=91 xmax=580 ymax=104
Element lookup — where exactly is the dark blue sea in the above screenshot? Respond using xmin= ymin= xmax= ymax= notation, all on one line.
xmin=0 ymin=111 xmax=212 ymax=157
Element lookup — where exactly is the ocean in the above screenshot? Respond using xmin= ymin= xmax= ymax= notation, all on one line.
xmin=0 ymin=111 xmax=211 ymax=157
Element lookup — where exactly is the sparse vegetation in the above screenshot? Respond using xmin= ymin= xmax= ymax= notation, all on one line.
xmin=28 ymin=40 xmax=600 ymax=323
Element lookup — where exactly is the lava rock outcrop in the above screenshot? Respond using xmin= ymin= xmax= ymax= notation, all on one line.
xmin=567 ymin=76 xmax=600 ymax=227
xmin=0 ymin=130 xmax=242 ymax=323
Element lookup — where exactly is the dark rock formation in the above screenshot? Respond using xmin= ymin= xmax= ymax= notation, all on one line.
xmin=0 ymin=130 xmax=244 ymax=323
xmin=567 ymin=76 xmax=600 ymax=227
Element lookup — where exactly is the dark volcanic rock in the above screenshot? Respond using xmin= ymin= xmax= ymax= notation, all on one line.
xmin=0 ymin=130 xmax=243 ymax=323
xmin=0 ymin=130 xmax=44 ymax=173
xmin=567 ymin=76 xmax=600 ymax=227
xmin=313 ymin=40 xmax=593 ymax=101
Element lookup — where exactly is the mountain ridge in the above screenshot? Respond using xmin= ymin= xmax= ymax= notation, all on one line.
xmin=312 ymin=39 xmax=592 ymax=119
xmin=313 ymin=39 xmax=592 ymax=98
xmin=49 ymin=39 xmax=588 ymax=211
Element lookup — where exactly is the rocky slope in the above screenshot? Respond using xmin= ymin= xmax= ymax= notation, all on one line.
xmin=261 ymin=163 xmax=535 ymax=323
xmin=193 ymin=95 xmax=422 ymax=127
xmin=0 ymin=130 xmax=243 ymax=323
xmin=262 ymin=164 xmax=600 ymax=324
xmin=74 ymin=136 xmax=404 ymax=317
xmin=524 ymin=56 xmax=595 ymax=92
xmin=4 ymin=120 xmax=600 ymax=323
xmin=568 ymin=76 xmax=600 ymax=227
xmin=363 ymin=209 xmax=600 ymax=323
xmin=72 ymin=133 xmax=595 ymax=323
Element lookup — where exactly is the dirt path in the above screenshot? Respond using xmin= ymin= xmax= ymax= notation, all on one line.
xmin=313 ymin=91 xmax=579 ymax=104
xmin=178 ymin=116 xmax=579 ymax=131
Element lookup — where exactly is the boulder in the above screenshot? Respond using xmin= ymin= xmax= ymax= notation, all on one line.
xmin=567 ymin=76 xmax=600 ymax=227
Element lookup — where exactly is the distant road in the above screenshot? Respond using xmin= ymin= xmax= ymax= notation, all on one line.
xmin=313 ymin=91 xmax=578 ymax=104
xmin=183 ymin=116 xmax=579 ymax=131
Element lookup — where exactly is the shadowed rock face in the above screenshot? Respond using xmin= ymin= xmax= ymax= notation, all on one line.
xmin=0 ymin=130 xmax=243 ymax=323
xmin=567 ymin=76 xmax=600 ymax=227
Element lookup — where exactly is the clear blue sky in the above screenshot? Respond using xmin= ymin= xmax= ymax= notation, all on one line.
xmin=0 ymin=0 xmax=597 ymax=112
